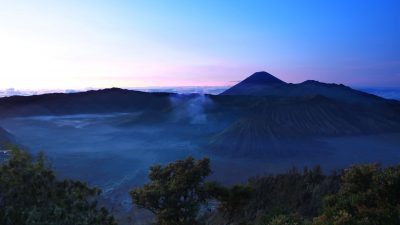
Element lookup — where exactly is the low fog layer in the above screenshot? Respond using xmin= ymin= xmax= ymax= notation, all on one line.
xmin=1 ymin=111 xmax=400 ymax=212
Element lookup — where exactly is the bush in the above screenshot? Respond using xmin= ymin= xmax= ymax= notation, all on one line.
xmin=0 ymin=147 xmax=117 ymax=225
xmin=312 ymin=164 xmax=400 ymax=225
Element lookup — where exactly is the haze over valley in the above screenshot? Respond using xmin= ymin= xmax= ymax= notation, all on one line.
xmin=1 ymin=72 xmax=400 ymax=219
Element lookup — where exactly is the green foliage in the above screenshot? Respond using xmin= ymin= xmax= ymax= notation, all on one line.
xmin=256 ymin=214 xmax=305 ymax=225
xmin=312 ymin=164 xmax=400 ymax=225
xmin=244 ymin=166 xmax=341 ymax=222
xmin=130 ymin=156 xmax=212 ymax=225
xmin=212 ymin=184 xmax=253 ymax=225
xmin=0 ymin=147 xmax=117 ymax=225
xmin=4 ymin=147 xmax=400 ymax=225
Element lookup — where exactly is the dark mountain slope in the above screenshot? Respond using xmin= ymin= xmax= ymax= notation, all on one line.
xmin=222 ymin=71 xmax=287 ymax=96
xmin=216 ymin=71 xmax=400 ymax=157
xmin=285 ymin=80 xmax=384 ymax=104
xmin=221 ymin=71 xmax=385 ymax=104
xmin=0 ymin=88 xmax=172 ymax=117
xmin=233 ymin=71 xmax=286 ymax=85
xmin=211 ymin=95 xmax=400 ymax=156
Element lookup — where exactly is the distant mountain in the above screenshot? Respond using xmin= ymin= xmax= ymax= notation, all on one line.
xmin=222 ymin=71 xmax=286 ymax=96
xmin=221 ymin=71 xmax=385 ymax=104
xmin=0 ymin=88 xmax=172 ymax=117
xmin=212 ymin=71 xmax=400 ymax=156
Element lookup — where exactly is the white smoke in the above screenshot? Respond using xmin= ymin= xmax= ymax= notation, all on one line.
xmin=169 ymin=94 xmax=213 ymax=124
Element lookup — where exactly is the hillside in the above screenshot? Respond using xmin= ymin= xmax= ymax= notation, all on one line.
xmin=210 ymin=95 xmax=400 ymax=156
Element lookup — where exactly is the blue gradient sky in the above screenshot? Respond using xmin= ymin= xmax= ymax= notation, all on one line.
xmin=0 ymin=0 xmax=399 ymax=89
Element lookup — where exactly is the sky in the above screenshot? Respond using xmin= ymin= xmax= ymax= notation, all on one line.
xmin=0 ymin=0 xmax=399 ymax=90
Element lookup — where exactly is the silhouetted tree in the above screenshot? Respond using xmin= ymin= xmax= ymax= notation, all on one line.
xmin=130 ymin=156 xmax=212 ymax=225
xmin=211 ymin=184 xmax=253 ymax=225
xmin=0 ymin=147 xmax=117 ymax=225
xmin=256 ymin=214 xmax=305 ymax=225
xmin=243 ymin=166 xmax=340 ymax=222
xmin=312 ymin=164 xmax=400 ymax=225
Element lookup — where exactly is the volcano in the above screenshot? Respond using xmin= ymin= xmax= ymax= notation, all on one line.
xmin=221 ymin=71 xmax=287 ymax=96
xmin=221 ymin=71 xmax=384 ymax=104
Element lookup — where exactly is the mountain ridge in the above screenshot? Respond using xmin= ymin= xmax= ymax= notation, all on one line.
xmin=221 ymin=71 xmax=385 ymax=104
xmin=236 ymin=71 xmax=287 ymax=85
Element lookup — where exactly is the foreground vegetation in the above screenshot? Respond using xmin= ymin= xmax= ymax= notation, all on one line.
xmin=1 ymin=147 xmax=400 ymax=225
xmin=0 ymin=147 xmax=116 ymax=225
